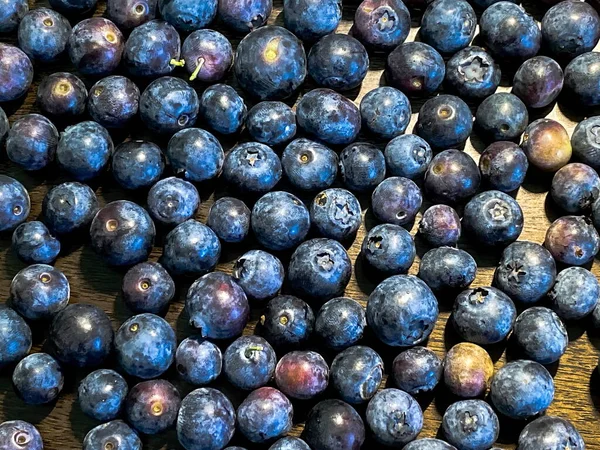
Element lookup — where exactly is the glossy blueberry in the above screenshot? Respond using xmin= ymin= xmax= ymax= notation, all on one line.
xmin=12 ymin=221 xmax=60 ymax=264
xmin=444 ymin=342 xmax=494 ymax=398
xmin=512 ymin=56 xmax=563 ymax=108
xmin=18 ymin=8 xmax=71 ymax=62
xmin=421 ymin=0 xmax=476 ymax=54
xmin=223 ymin=142 xmax=282 ymax=194
xmin=259 ymin=295 xmax=315 ymax=348
xmin=315 ymin=297 xmax=366 ymax=351
xmin=12 ymin=353 xmax=63 ymax=405
xmin=518 ymin=416 xmax=585 ymax=450
xmin=48 ymin=0 xmax=96 ymax=14
xmin=475 ymin=93 xmax=528 ymax=142
xmin=246 ymin=102 xmax=296 ymax=146
xmin=416 ymin=95 xmax=473 ymax=149
xmin=366 ymin=389 xmax=423 ymax=446
xmin=0 ymin=176 xmax=29 ymax=233
xmin=367 ymin=275 xmax=439 ymax=346
xmin=83 ymin=421 xmax=141 ymax=450
xmin=237 ymin=387 xmax=293 ymax=443
xmin=161 ymin=220 xmax=220 ymax=276
xmin=302 ymin=399 xmax=364 ymax=450
xmin=90 ymin=200 xmax=156 ymax=267
xmin=147 ymin=177 xmax=200 ymax=228
xmin=386 ymin=42 xmax=445 ymax=96
xmin=68 ymin=18 xmax=123 ymax=76
xmin=57 ymin=121 xmax=113 ymax=181
xmin=424 ymin=150 xmax=480 ymax=204
xmin=251 ymin=191 xmax=310 ymax=251
xmin=571 ymin=116 xmax=600 ymax=170
xmin=176 ymin=388 xmax=236 ymax=450
xmin=207 ymin=197 xmax=250 ymax=243
xmin=112 ymin=141 xmax=164 ymax=190
xmin=122 ymin=262 xmax=175 ymax=314
xmin=0 ymin=0 xmax=27 ymax=33
xmin=513 ymin=307 xmax=568 ymax=364
xmin=490 ymin=360 xmax=554 ymax=420
xmin=549 ymin=267 xmax=599 ymax=320
xmin=78 ymin=369 xmax=128 ymax=421
xmin=353 ymin=0 xmax=411 ymax=50
xmin=372 ymin=177 xmax=422 ymax=226
xmin=0 ymin=44 xmax=33 ymax=103
xmin=42 ymin=182 xmax=98 ymax=235
xmin=199 ymin=84 xmax=246 ymax=135
xmin=442 ymin=400 xmax=499 ymax=450
xmin=0 ymin=306 xmax=31 ymax=368
xmin=392 ymin=347 xmax=442 ymax=395
xmin=123 ymin=20 xmax=180 ymax=78
xmin=419 ymin=205 xmax=461 ymax=247
xmin=106 ymin=0 xmax=157 ymax=30
xmin=362 ymin=223 xmax=416 ymax=275
xmin=223 ymin=336 xmax=276 ymax=390
xmin=166 ymin=128 xmax=224 ymax=183
xmin=479 ymin=142 xmax=529 ymax=192
xmin=445 ymin=46 xmax=500 ymax=99
xmin=159 ymin=0 xmax=217 ymax=32
xmin=218 ymin=0 xmax=272 ymax=34
xmin=339 ymin=143 xmax=386 ymax=193
xmin=452 ymin=286 xmax=517 ymax=345
xmin=269 ymin=437 xmax=311 ymax=450
xmin=384 ymin=134 xmax=432 ymax=179
xmin=419 ymin=247 xmax=477 ymax=292
xmin=234 ymin=26 xmax=305 ymax=100
xmin=125 ymin=380 xmax=180 ymax=435
xmin=296 ymin=88 xmax=361 ymax=145
xmin=0 ymin=421 xmax=42 ymax=450
xmin=176 ymin=337 xmax=222 ymax=385
xmin=88 ymin=76 xmax=140 ymax=129
xmin=551 ymin=163 xmax=600 ymax=214
xmin=310 ymin=188 xmax=361 ymax=241
xmin=404 ymin=439 xmax=457 ymax=450
xmin=233 ymin=250 xmax=284 ymax=301
xmin=564 ymin=52 xmax=600 ymax=107
xmin=10 ymin=264 xmax=69 ymax=321
xmin=360 ymin=87 xmax=411 ymax=140
xmin=6 ymin=114 xmax=58 ymax=172
xmin=275 ymin=351 xmax=329 ymax=400
xmin=545 ymin=215 xmax=600 ymax=265
xmin=181 ymin=29 xmax=233 ymax=83
xmin=37 ymin=72 xmax=87 ymax=118
xmin=282 ymin=138 xmax=338 ymax=191
xmin=522 ymin=118 xmax=572 ymax=172
xmin=331 ymin=346 xmax=383 ymax=404
xmin=283 ymin=0 xmax=341 ymax=42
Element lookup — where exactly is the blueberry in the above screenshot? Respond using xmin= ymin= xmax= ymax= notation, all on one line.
xmin=442 ymin=400 xmax=499 ymax=450
xmin=512 ymin=56 xmax=563 ymax=108
xmin=475 ymin=93 xmax=528 ymax=143
xmin=159 ymin=0 xmax=217 ymax=32
xmin=88 ymin=76 xmax=140 ymax=129
xmin=418 ymin=204 xmax=461 ymax=247
xmin=416 ymin=94 xmax=473 ymax=149
xmin=237 ymin=387 xmax=293 ymax=443
xmin=444 ymin=343 xmax=494 ymax=398
xmin=331 ymin=346 xmax=383 ymax=404
xmin=315 ymin=297 xmax=366 ymax=351
xmin=10 ymin=264 xmax=69 ymax=321
xmin=513 ymin=307 xmax=568 ymax=364
xmin=89 ymin=200 xmax=156 ymax=267
xmin=571 ymin=116 xmax=600 ymax=170
xmin=218 ymin=0 xmax=272 ymax=34
xmin=37 ymin=72 xmax=87 ymax=118
xmin=296 ymin=88 xmax=361 ymax=145
xmin=6 ymin=114 xmax=58 ymax=171
xmin=176 ymin=336 xmax=222 ymax=385
xmin=421 ymin=0 xmax=476 ymax=54
xmin=223 ymin=336 xmax=276 ymax=390
xmin=302 ymin=399 xmax=365 ymax=450
xmin=251 ymin=191 xmax=310 ymax=251
xmin=392 ymin=346 xmax=443 ymax=395
xmin=282 ymin=138 xmax=338 ymax=191
xmin=0 ymin=421 xmax=42 ymax=450
xmin=353 ymin=0 xmax=411 ymax=51
xmin=0 ymin=0 xmax=28 ymax=33
xmin=545 ymin=215 xmax=600 ymax=265
xmin=404 ymin=439 xmax=457 ymax=450
xmin=366 ymin=389 xmax=423 ymax=446
xmin=122 ymin=262 xmax=175 ymax=314
xmin=551 ymin=163 xmax=600 ymax=213
xmin=367 ymin=275 xmax=439 ymax=346
xmin=207 ymin=197 xmax=251 ymax=243
xmin=419 ymin=247 xmax=477 ymax=292
xmin=275 ymin=351 xmax=329 ymax=400
xmin=106 ymin=0 xmax=157 ymax=30
xmin=372 ymin=177 xmax=422 ymax=226
xmin=78 ymin=369 xmax=128 ymax=421
xmin=479 ymin=141 xmax=529 ymax=192
xmin=310 ymin=188 xmax=362 ymax=241
xmin=112 ymin=141 xmax=164 ymax=190
xmin=233 ymin=250 xmax=284 ymax=301
xmin=160 ymin=220 xmax=221 ymax=276
xmin=308 ymin=34 xmax=369 ymax=91
xmin=259 ymin=295 xmax=315 ymax=348
xmin=68 ymin=18 xmax=123 ymax=76
xmin=57 ymin=121 xmax=113 ymax=181
xmin=0 ymin=306 xmax=31 ymax=368
xmin=283 ymin=0 xmax=342 ymax=42
xmin=564 ymin=52 xmax=600 ymax=107
xmin=166 ymin=128 xmax=224 ymax=183
xmin=269 ymin=437 xmax=311 ymax=450
xmin=176 ymin=388 xmax=236 ymax=450
xmin=147 ymin=177 xmax=200 ymax=228
xmin=452 ymin=286 xmax=517 ymax=345
xmin=518 ymin=416 xmax=585 ymax=450
xmin=48 ymin=0 xmax=97 ymax=15
xmin=384 ymin=134 xmax=432 ymax=179
xmin=386 ymin=42 xmax=445 ymax=96
xmin=234 ymin=26 xmax=306 ymax=100
xmin=12 ymin=221 xmax=60 ymax=264
xmin=360 ymin=86 xmax=411 ymax=140
xmin=198 ymin=84 xmax=247 ymax=135
xmin=181 ymin=29 xmax=233 ymax=83
xmin=140 ymin=76 xmax=199 ymax=135
xmin=246 ymin=101 xmax=297 ymax=146
xmin=82 ymin=421 xmax=141 ymax=450
xmin=490 ymin=359 xmax=554 ymax=420
xmin=125 ymin=379 xmax=180 ymax=434
xmin=549 ymin=266 xmax=599 ymax=320
xmin=445 ymin=46 xmax=501 ymax=99
xmin=522 ymin=118 xmax=572 ymax=172
xmin=0 ymin=44 xmax=33 ymax=103
xmin=12 ymin=353 xmax=63 ymax=405
xmin=339 ymin=142 xmax=386 ymax=192
xmin=362 ymin=223 xmax=416 ymax=275
xmin=424 ymin=150 xmax=480 ymax=204
xmin=0 ymin=176 xmax=29 ymax=232
xmin=42 ymin=182 xmax=98 ymax=235
xmin=186 ymin=272 xmax=249 ymax=339
xmin=223 ymin=142 xmax=282 ymax=194
xmin=18 ymin=8 xmax=71 ymax=62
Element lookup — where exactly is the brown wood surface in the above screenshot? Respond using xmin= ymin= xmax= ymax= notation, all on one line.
xmin=1 ymin=0 xmax=600 ymax=449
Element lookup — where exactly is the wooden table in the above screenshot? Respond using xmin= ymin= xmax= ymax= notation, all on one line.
xmin=1 ymin=0 xmax=600 ymax=449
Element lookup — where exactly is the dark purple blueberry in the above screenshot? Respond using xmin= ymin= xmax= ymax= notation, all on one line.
xmin=124 ymin=20 xmax=181 ymax=78
xmin=445 ymin=46 xmax=501 ymax=99
xmin=572 ymin=116 xmax=600 ymax=170
xmin=418 ymin=246 xmax=477 ymax=292
xmin=372 ymin=177 xmax=422 ymax=226
xmin=0 ymin=306 xmax=31 ymax=368
xmin=275 ymin=351 xmax=329 ymax=400
xmin=353 ymin=0 xmax=411 ymax=51
xmin=106 ymin=0 xmax=157 ymax=30
xmin=122 ymin=262 xmax=175 ymax=314
xmin=442 ymin=400 xmax=499 ymax=450
xmin=0 ymin=175 xmax=29 ymax=232
xmin=165 ymin=127 xmax=224 ymax=183
xmin=56 ymin=121 xmax=113 ymax=181
xmin=218 ymin=0 xmax=272 ymax=34
xmin=302 ymin=399 xmax=365 ymax=450
xmin=12 ymin=221 xmax=60 ymax=264
xmin=360 ymin=86 xmax=411 ymax=140
xmin=362 ymin=223 xmax=416 ymax=275
xmin=246 ymin=101 xmax=296 ymax=146
xmin=392 ymin=347 xmax=443 ymax=395
xmin=18 ymin=8 xmax=71 ymax=62
xmin=12 ymin=353 xmax=63 ymax=404
xmin=386 ymin=42 xmax=445 ymax=96
xmin=83 ymin=421 xmax=141 ymax=450
xmin=68 ymin=18 xmax=124 ymax=76
xmin=315 ymin=297 xmax=365 ymax=351
xmin=564 ymin=51 xmax=600 ymax=108
xmin=42 ymin=182 xmax=98 ymax=235
xmin=549 ymin=266 xmax=599 ymax=320
xmin=331 ymin=346 xmax=383 ymax=404
xmin=223 ymin=142 xmax=282 ymax=193
xmin=282 ymin=138 xmax=338 ymax=191
xmin=140 ymin=76 xmax=199 ymax=134
xmin=420 ymin=0 xmax=476 ymax=54
xmin=512 ymin=56 xmax=563 ymax=108
xmin=419 ymin=204 xmax=461 ymax=247
xmin=125 ymin=380 xmax=180 ymax=435
xmin=545 ymin=215 xmax=600 ymax=265
xmin=88 ymin=76 xmax=140 ymax=128
xmin=310 ymin=188 xmax=361 ymax=241
xmin=78 ymin=369 xmax=128 ymax=421
xmin=10 ymin=264 xmax=69 ymax=321
xmin=48 ymin=0 xmax=97 ymax=15
xmin=233 ymin=250 xmax=284 ymax=301
xmin=384 ymin=134 xmax=432 ymax=179
xmin=112 ymin=141 xmax=164 ymax=190
xmin=269 ymin=437 xmax=311 ymax=450
xmin=6 ymin=114 xmax=58 ymax=171
xmin=0 ymin=0 xmax=28 ymax=33
xmin=522 ymin=118 xmax=572 ymax=172
xmin=518 ymin=416 xmax=584 ymax=449
xmin=182 ymin=29 xmax=232 ymax=83
xmin=366 ymin=389 xmax=422 ymax=446
xmin=0 ymin=44 xmax=33 ymax=102
xmin=424 ymin=150 xmax=480 ymax=204
xmin=159 ymin=0 xmax=217 ymax=32
xmin=185 ymin=272 xmax=249 ymax=339
xmin=339 ymin=142 xmax=386 ymax=193
xmin=206 ymin=197 xmax=250 ymax=243
xmin=160 ymin=220 xmax=221 ymax=276
xmin=551 ymin=163 xmax=600 ymax=213
xmin=404 ymin=439 xmax=457 ymax=450
xmin=259 ymin=295 xmax=315 ymax=348
xmin=224 ymin=336 xmax=276 ymax=390
xmin=415 ymin=94 xmax=473 ymax=149
xmin=237 ymin=387 xmax=293 ymax=443
xmin=513 ymin=307 xmax=568 ymax=364
xmin=475 ymin=93 xmax=529 ymax=142
xmin=176 ymin=336 xmax=222 ymax=385
xmin=0 ymin=421 xmax=42 ymax=450
xmin=89 ymin=200 xmax=156 ymax=267
xmin=199 ymin=84 xmax=247 ymax=135
xmin=479 ymin=141 xmax=529 ymax=192
xmin=37 ymin=72 xmax=87 ymax=118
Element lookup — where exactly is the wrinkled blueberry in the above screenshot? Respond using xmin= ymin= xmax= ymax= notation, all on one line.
xmin=311 ymin=188 xmax=361 ymax=241
xmin=233 ymin=250 xmax=284 ymax=301
xmin=176 ymin=336 xmax=222 ymax=385
xmin=12 ymin=221 xmax=60 ymax=264
xmin=331 ymin=346 xmax=383 ymax=404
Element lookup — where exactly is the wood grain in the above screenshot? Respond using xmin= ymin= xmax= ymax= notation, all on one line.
xmin=1 ymin=0 xmax=600 ymax=449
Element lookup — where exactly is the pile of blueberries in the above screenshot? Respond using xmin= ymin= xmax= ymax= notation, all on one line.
xmin=1 ymin=0 xmax=600 ymax=448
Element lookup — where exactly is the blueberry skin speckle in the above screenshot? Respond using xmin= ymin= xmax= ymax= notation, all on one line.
xmin=176 ymin=336 xmax=222 ymax=385
xmin=88 ymin=76 xmax=140 ymax=129
xmin=297 ymin=89 xmax=361 ymax=145
xmin=42 ymin=182 xmax=98 ymax=235
xmin=269 ymin=437 xmax=311 ymax=450
xmin=367 ymin=275 xmax=439 ymax=347
xmin=445 ymin=46 xmax=501 ymax=99
xmin=233 ymin=250 xmax=284 ymax=301
xmin=302 ymin=399 xmax=365 ymax=450
xmin=37 ymin=72 xmax=88 ymax=119
xmin=82 ymin=421 xmax=142 ymax=450
xmin=310 ymin=188 xmax=362 ymax=241
xmin=199 ymin=84 xmax=247 ymax=135
xmin=420 ymin=0 xmax=476 ymax=54
xmin=57 ymin=121 xmax=113 ymax=181
xmin=224 ymin=336 xmax=276 ymax=391
xmin=475 ymin=93 xmax=529 ymax=142
xmin=416 ymin=94 xmax=473 ymax=149
xmin=48 ymin=0 xmax=97 ymax=15
xmin=246 ymin=101 xmax=297 ymax=146
xmin=122 ymin=262 xmax=176 ymax=314
xmin=362 ymin=223 xmax=416 ymax=275
xmin=386 ymin=42 xmax=445 ymax=96
xmin=518 ymin=416 xmax=585 ymax=450
xmin=0 ymin=44 xmax=33 ymax=103
xmin=315 ymin=297 xmax=366 ymax=351
xmin=0 ymin=175 xmax=30 ymax=232
xmin=18 ymin=8 xmax=71 ymax=62
xmin=89 ymin=200 xmax=156 ymax=267
xmin=282 ymin=138 xmax=338 ymax=192
xmin=392 ymin=346 xmax=443 ymax=395
xmin=68 ymin=18 xmax=124 ymax=76
xmin=0 ymin=421 xmax=43 ymax=450
xmin=513 ymin=307 xmax=568 ymax=364
xmin=207 ymin=197 xmax=251 ymax=243
xmin=78 ymin=369 xmax=128 ymax=421
xmin=159 ymin=0 xmax=217 ymax=32
xmin=259 ymin=295 xmax=315 ymax=348
xmin=10 ymin=264 xmax=70 ymax=321
xmin=424 ymin=150 xmax=480 ymax=205
xmin=106 ymin=0 xmax=157 ymax=30
xmin=223 ymin=142 xmax=282 ymax=194
xmin=251 ymin=191 xmax=310 ymax=251
xmin=366 ymin=388 xmax=423 ymax=446
xmin=0 ymin=306 xmax=31 ymax=368
xmin=181 ymin=29 xmax=233 ymax=83
xmin=125 ymin=379 xmax=181 ymax=435
xmin=490 ymin=359 xmax=554 ymax=420
xmin=564 ymin=52 xmax=600 ymax=108
xmin=353 ymin=0 xmax=411 ymax=51
xmin=166 ymin=128 xmax=224 ymax=183
xmin=384 ymin=134 xmax=432 ymax=180
xmin=237 ymin=387 xmax=293 ymax=443
xmin=140 ymin=76 xmax=199 ymax=135
xmin=124 ymin=20 xmax=180 ymax=78
xmin=6 ymin=114 xmax=58 ymax=171
xmin=549 ymin=266 xmax=599 ymax=320
xmin=404 ymin=439 xmax=457 ymax=450
xmin=551 ymin=163 xmax=600 ymax=214
xmin=234 ymin=26 xmax=306 ymax=100
xmin=360 ymin=86 xmax=411 ymax=140
xmin=218 ymin=0 xmax=272 ymax=34
xmin=545 ymin=215 xmax=600 ymax=266
xmin=479 ymin=141 xmax=529 ymax=192
xmin=12 ymin=353 xmax=64 ymax=405
xmin=0 ymin=0 xmax=28 ymax=33
xmin=12 ymin=221 xmax=60 ymax=264
xmin=571 ymin=116 xmax=600 ymax=170
xmin=112 ymin=141 xmax=165 ymax=190
xmin=512 ymin=56 xmax=564 ymax=109
xmin=419 ymin=247 xmax=477 ymax=292
xmin=176 ymin=388 xmax=236 ymax=450
xmin=419 ymin=204 xmax=461 ymax=247
xmin=331 ymin=346 xmax=383 ymax=404
xmin=160 ymin=220 xmax=221 ymax=276
xmin=147 ymin=177 xmax=200 ymax=228
xmin=339 ymin=142 xmax=386 ymax=193
xmin=372 ymin=177 xmax=422 ymax=226
xmin=442 ymin=400 xmax=499 ymax=450
xmin=283 ymin=0 xmax=341 ymax=42
xmin=452 ymin=286 xmax=517 ymax=345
